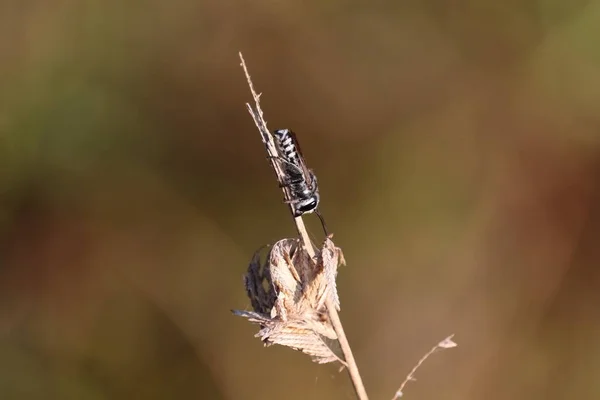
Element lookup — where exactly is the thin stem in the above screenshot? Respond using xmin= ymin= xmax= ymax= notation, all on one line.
xmin=239 ymin=52 xmax=369 ymax=400
xmin=294 ymin=217 xmax=368 ymax=400
xmin=391 ymin=335 xmax=457 ymax=400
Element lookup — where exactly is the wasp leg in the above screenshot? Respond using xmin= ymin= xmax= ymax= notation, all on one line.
xmin=283 ymin=198 xmax=301 ymax=205
xmin=266 ymin=156 xmax=304 ymax=175
xmin=277 ymin=177 xmax=299 ymax=189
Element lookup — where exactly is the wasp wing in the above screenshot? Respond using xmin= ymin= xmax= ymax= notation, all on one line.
xmin=286 ymin=131 xmax=316 ymax=189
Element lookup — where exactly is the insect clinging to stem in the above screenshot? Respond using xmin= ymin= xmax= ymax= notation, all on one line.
xmin=271 ymin=129 xmax=328 ymax=236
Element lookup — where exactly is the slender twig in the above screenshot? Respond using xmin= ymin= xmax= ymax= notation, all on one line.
xmin=239 ymin=52 xmax=370 ymax=400
xmin=391 ymin=335 xmax=457 ymax=399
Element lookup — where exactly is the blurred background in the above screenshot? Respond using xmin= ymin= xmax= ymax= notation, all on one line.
xmin=2 ymin=0 xmax=600 ymax=399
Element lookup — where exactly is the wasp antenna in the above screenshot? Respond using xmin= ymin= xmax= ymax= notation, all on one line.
xmin=315 ymin=209 xmax=329 ymax=237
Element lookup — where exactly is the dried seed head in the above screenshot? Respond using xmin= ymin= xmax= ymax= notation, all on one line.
xmin=233 ymin=237 xmax=346 ymax=365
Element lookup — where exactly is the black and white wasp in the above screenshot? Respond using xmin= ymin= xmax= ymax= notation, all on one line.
xmin=271 ymin=129 xmax=328 ymax=235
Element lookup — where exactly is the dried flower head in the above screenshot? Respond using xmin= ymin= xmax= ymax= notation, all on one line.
xmin=233 ymin=236 xmax=346 ymax=365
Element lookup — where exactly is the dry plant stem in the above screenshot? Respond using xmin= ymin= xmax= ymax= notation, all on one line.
xmin=391 ymin=335 xmax=457 ymax=400
xmin=239 ymin=52 xmax=369 ymax=400
xmin=295 ymin=218 xmax=369 ymax=400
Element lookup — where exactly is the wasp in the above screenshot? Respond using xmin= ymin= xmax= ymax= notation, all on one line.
xmin=271 ymin=129 xmax=328 ymax=235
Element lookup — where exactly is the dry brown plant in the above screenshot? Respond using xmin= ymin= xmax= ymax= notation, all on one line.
xmin=233 ymin=237 xmax=346 ymax=365
xmin=233 ymin=52 xmax=457 ymax=400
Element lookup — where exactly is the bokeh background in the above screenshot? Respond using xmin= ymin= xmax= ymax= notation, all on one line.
xmin=2 ymin=1 xmax=600 ymax=399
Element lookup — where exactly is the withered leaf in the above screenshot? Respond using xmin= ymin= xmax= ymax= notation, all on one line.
xmin=233 ymin=237 xmax=346 ymax=365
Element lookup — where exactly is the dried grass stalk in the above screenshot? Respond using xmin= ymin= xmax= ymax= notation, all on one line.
xmin=235 ymin=51 xmax=369 ymax=399
xmin=234 ymin=51 xmax=457 ymax=400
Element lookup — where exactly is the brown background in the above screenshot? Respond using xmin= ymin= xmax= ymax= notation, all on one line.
xmin=1 ymin=1 xmax=600 ymax=399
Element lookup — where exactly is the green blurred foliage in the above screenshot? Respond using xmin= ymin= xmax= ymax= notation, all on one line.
xmin=2 ymin=0 xmax=600 ymax=399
